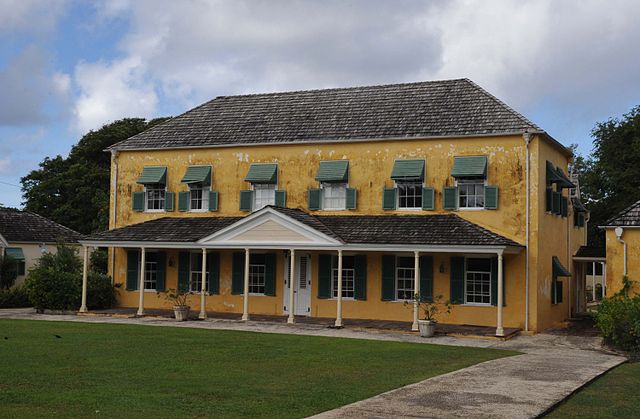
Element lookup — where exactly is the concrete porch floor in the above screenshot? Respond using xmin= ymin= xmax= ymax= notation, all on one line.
xmin=84 ymin=307 xmax=520 ymax=340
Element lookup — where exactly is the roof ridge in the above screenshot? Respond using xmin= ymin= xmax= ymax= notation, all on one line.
xmin=606 ymin=199 xmax=640 ymax=224
xmin=24 ymin=210 xmax=83 ymax=237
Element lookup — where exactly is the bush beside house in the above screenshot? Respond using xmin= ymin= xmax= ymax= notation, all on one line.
xmin=595 ymin=277 xmax=640 ymax=353
xmin=23 ymin=245 xmax=116 ymax=311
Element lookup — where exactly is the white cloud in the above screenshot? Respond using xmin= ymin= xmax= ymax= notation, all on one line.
xmin=73 ymin=57 xmax=158 ymax=133
xmin=0 ymin=0 xmax=67 ymax=34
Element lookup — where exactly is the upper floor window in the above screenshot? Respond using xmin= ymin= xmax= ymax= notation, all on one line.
xmin=253 ymin=183 xmax=276 ymax=210
xmin=145 ymin=185 xmax=166 ymax=211
xmin=322 ymin=182 xmax=347 ymax=210
xmin=457 ymin=179 xmax=485 ymax=209
xmin=397 ymin=181 xmax=423 ymax=209
xmin=189 ymin=184 xmax=209 ymax=211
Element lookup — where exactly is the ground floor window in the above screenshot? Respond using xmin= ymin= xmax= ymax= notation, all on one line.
xmin=395 ymin=256 xmax=415 ymax=300
xmin=249 ymin=260 xmax=266 ymax=294
xmin=332 ymin=256 xmax=355 ymax=298
xmin=144 ymin=252 xmax=158 ymax=290
xmin=189 ymin=253 xmax=209 ymax=292
xmin=465 ymin=258 xmax=491 ymax=304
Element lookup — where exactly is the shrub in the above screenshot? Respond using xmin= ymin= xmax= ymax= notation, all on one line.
xmin=0 ymin=255 xmax=18 ymax=289
xmin=90 ymin=248 xmax=108 ymax=274
xmin=595 ymin=295 xmax=640 ymax=352
xmin=0 ymin=286 xmax=31 ymax=308
xmin=23 ymin=244 xmax=116 ymax=311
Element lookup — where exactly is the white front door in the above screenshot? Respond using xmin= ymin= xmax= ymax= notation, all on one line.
xmin=284 ymin=253 xmax=311 ymax=316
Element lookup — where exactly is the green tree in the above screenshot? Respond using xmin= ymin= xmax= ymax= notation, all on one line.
xmin=574 ymin=106 xmax=640 ymax=245
xmin=21 ymin=117 xmax=169 ymax=234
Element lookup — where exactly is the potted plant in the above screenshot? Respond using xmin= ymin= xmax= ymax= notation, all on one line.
xmin=405 ymin=293 xmax=452 ymax=337
xmin=157 ymin=288 xmax=190 ymax=321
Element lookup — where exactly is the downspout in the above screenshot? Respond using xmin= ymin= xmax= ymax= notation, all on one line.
xmin=523 ymin=132 xmax=531 ymax=332
xmin=615 ymin=227 xmax=627 ymax=276
xmin=110 ymin=150 xmax=118 ymax=284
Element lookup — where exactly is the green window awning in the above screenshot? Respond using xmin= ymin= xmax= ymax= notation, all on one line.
xmin=315 ymin=160 xmax=349 ymax=182
xmin=555 ymin=167 xmax=575 ymax=189
xmin=5 ymin=247 xmax=25 ymax=260
xmin=546 ymin=161 xmax=560 ymax=183
xmin=136 ymin=166 xmax=167 ymax=185
xmin=552 ymin=256 xmax=571 ymax=277
xmin=391 ymin=159 xmax=425 ymax=181
xmin=451 ymin=156 xmax=487 ymax=178
xmin=244 ymin=163 xmax=278 ymax=184
xmin=181 ymin=166 xmax=211 ymax=186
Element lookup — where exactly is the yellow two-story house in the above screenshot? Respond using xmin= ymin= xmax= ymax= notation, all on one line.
xmin=81 ymin=79 xmax=586 ymax=334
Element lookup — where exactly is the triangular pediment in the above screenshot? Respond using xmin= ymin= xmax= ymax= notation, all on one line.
xmin=198 ymin=207 xmax=341 ymax=247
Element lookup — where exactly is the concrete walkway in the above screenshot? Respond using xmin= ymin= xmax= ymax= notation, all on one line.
xmin=0 ymin=309 xmax=627 ymax=418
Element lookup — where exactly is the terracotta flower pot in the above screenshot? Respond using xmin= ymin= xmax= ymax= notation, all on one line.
xmin=418 ymin=319 xmax=436 ymax=337
xmin=173 ymin=305 xmax=190 ymax=321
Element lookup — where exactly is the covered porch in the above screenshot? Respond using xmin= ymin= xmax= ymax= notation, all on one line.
xmin=573 ymin=246 xmax=606 ymax=314
xmin=80 ymin=206 xmax=523 ymax=336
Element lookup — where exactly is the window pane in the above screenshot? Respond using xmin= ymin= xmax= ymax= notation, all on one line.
xmin=465 ymin=258 xmax=491 ymax=304
xmin=397 ymin=181 xmax=422 ymax=209
xmin=249 ymin=264 xmax=266 ymax=294
xmin=323 ymin=182 xmax=347 ymax=210
xmin=146 ymin=186 xmax=165 ymax=210
xmin=253 ymin=184 xmax=276 ymax=210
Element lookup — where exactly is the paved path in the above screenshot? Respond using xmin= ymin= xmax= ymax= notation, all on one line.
xmin=0 ymin=309 xmax=627 ymax=418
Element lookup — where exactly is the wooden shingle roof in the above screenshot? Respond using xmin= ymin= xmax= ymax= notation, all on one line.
xmin=604 ymin=199 xmax=640 ymax=226
xmin=0 ymin=208 xmax=83 ymax=244
xmin=110 ymin=79 xmax=543 ymax=151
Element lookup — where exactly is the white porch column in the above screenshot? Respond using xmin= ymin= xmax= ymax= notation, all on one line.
xmin=199 ymin=248 xmax=207 ymax=319
xmin=288 ymin=249 xmax=296 ymax=324
xmin=242 ymin=248 xmax=250 ymax=321
xmin=137 ymin=247 xmax=146 ymax=316
xmin=602 ymin=262 xmax=607 ymax=297
xmin=412 ymin=251 xmax=420 ymax=331
xmin=335 ymin=249 xmax=343 ymax=328
xmin=496 ymin=252 xmax=504 ymax=337
xmin=592 ymin=261 xmax=597 ymax=301
xmin=79 ymin=246 xmax=89 ymax=313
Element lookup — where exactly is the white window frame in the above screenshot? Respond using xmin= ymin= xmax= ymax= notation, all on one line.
xmin=395 ymin=256 xmax=415 ymax=301
xmin=144 ymin=185 xmax=166 ymax=212
xmin=144 ymin=252 xmax=158 ymax=291
xmin=189 ymin=184 xmax=210 ymax=212
xmin=331 ymin=256 xmax=355 ymax=299
xmin=395 ymin=180 xmax=423 ymax=210
xmin=456 ymin=178 xmax=486 ymax=210
xmin=189 ymin=252 xmax=209 ymax=293
xmin=321 ymin=182 xmax=348 ymax=211
xmin=252 ymin=183 xmax=276 ymax=211
xmin=249 ymin=262 xmax=267 ymax=295
xmin=464 ymin=257 xmax=492 ymax=306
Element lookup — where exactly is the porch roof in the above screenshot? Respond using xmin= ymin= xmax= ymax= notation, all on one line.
xmin=84 ymin=207 xmax=521 ymax=250
xmin=574 ymin=246 xmax=606 ymax=261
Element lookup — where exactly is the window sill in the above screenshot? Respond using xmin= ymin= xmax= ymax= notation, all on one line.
xmin=189 ymin=209 xmax=209 ymax=213
xmin=461 ymin=303 xmax=492 ymax=307
xmin=144 ymin=210 xmax=165 ymax=213
xmin=396 ymin=207 xmax=422 ymax=211
xmin=328 ymin=297 xmax=356 ymax=301
xmin=457 ymin=207 xmax=485 ymax=211
xmin=321 ymin=208 xmax=348 ymax=211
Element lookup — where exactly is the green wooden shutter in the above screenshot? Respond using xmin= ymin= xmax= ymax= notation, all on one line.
xmin=132 ymin=192 xmax=145 ymax=212
xmin=422 ymin=187 xmax=435 ymax=210
xmin=485 ymin=186 xmax=498 ymax=209
xmin=383 ymin=188 xmax=397 ymax=210
xmin=264 ymin=253 xmax=276 ymax=296
xmin=354 ymin=255 xmax=367 ymax=300
xmin=178 ymin=191 xmax=189 ymax=212
xmin=489 ymin=257 xmax=506 ymax=306
xmin=443 ymin=187 xmax=458 ymax=210
xmin=209 ymin=191 xmax=219 ymax=211
xmin=177 ymin=252 xmax=190 ymax=292
xmin=232 ymin=252 xmax=244 ymax=294
xmin=450 ymin=256 xmax=465 ymax=304
xmin=308 ymin=189 xmax=321 ymax=210
xmin=156 ymin=252 xmax=166 ymax=291
xmin=239 ymin=190 xmax=253 ymax=212
xmin=419 ymin=256 xmax=433 ymax=302
xmin=275 ymin=190 xmax=286 ymax=208
xmin=207 ymin=252 xmax=220 ymax=294
xmin=553 ymin=192 xmax=561 ymax=214
xmin=381 ymin=255 xmax=396 ymax=301
xmin=164 ymin=192 xmax=174 ymax=212
xmin=546 ymin=188 xmax=553 ymax=212
xmin=561 ymin=196 xmax=568 ymax=217
xmin=346 ymin=188 xmax=357 ymax=210
xmin=126 ymin=250 xmax=139 ymax=290
xmin=317 ymin=254 xmax=332 ymax=299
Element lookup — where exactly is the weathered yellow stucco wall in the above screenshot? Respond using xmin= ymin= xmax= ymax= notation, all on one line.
xmin=115 ymin=248 xmax=525 ymax=329
xmin=605 ymin=228 xmax=640 ymax=296
xmin=106 ymin=133 xmax=581 ymax=332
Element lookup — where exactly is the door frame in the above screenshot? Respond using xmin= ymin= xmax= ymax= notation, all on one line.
xmin=283 ymin=252 xmax=312 ymax=316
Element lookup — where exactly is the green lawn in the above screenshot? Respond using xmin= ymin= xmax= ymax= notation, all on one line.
xmin=0 ymin=319 xmax=514 ymax=418
xmin=547 ymin=362 xmax=640 ymax=418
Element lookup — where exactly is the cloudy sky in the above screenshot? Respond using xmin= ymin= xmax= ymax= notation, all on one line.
xmin=1 ymin=0 xmax=639 ymax=208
